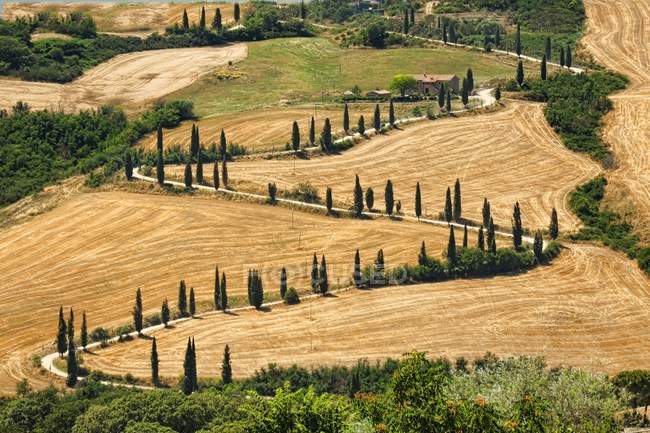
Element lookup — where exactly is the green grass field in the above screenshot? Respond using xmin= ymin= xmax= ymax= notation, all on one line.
xmin=170 ymin=37 xmax=517 ymax=117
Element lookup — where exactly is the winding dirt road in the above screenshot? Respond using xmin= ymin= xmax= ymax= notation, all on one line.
xmin=583 ymin=0 xmax=650 ymax=242
xmin=0 ymin=45 xmax=247 ymax=112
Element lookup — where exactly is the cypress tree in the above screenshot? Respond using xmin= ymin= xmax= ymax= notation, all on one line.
xmin=124 ymin=151 xmax=133 ymax=181
xmin=438 ymin=84 xmax=445 ymax=110
xmin=234 ymin=3 xmax=240 ymax=22
xmin=326 ymin=186 xmax=333 ymax=213
xmin=191 ymin=338 xmax=197 ymax=391
xmin=213 ymin=161 xmax=220 ymax=190
xmin=559 ymin=46 xmax=565 ymax=67
xmin=214 ymin=265 xmax=220 ymax=310
xmin=249 ymin=270 xmax=264 ymax=309
xmin=495 ymin=26 xmax=501 ymax=47
xmin=403 ymin=8 xmax=409 ymax=33
xmin=196 ymin=147 xmax=203 ymax=184
xmin=385 ymin=180 xmax=394 ymax=215
xmin=418 ymin=240 xmax=427 ymax=265
xmin=453 ymin=178 xmax=462 ymax=221
xmin=189 ymin=287 xmax=196 ymax=317
xmin=353 ymin=249 xmax=362 ymax=288
xmin=156 ymin=125 xmax=165 ymax=185
xmin=516 ymin=60 xmax=524 ymax=87
xmin=280 ymin=267 xmax=287 ymax=299
xmin=463 ymin=224 xmax=468 ymax=248
xmin=396 ymin=200 xmax=402 ymax=213
xmin=533 ymin=230 xmax=544 ymax=261
xmin=448 ymin=23 xmax=457 ymax=43
xmin=161 ymin=299 xmax=170 ymax=327
xmin=495 ymin=85 xmax=501 ymax=102
xmin=415 ymin=182 xmax=422 ymax=220
xmin=545 ymin=36 xmax=552 ymax=60
xmin=184 ymin=160 xmax=193 ymax=188
xmin=219 ymin=129 xmax=227 ymax=160
xmin=309 ymin=116 xmax=315 ymax=146
xmin=247 ymin=270 xmax=253 ymax=306
xmin=311 ymin=253 xmax=319 ymax=292
xmin=182 ymin=338 xmax=193 ymax=395
xmin=349 ymin=369 xmax=360 ymax=398
xmin=373 ymin=104 xmax=381 ymax=131
xmin=512 ymin=201 xmax=523 ymax=249
xmin=222 ymin=158 xmax=228 ymax=188
xmin=291 ymin=121 xmax=300 ymax=151
xmin=133 ymin=288 xmax=143 ymax=336
xmin=66 ymin=308 xmax=77 ymax=388
xmin=410 ymin=7 xmax=415 ymax=25
xmin=549 ymin=208 xmax=559 ymax=240
xmin=213 ymin=8 xmax=222 ymax=30
xmin=219 ymin=273 xmax=228 ymax=311
xmin=482 ymin=198 xmax=491 ymax=229
xmin=488 ymin=217 xmax=497 ymax=253
xmin=222 ymin=344 xmax=232 ymax=384
xmin=447 ymin=226 xmax=457 ymax=265
xmin=357 ymin=115 xmax=365 ymax=136
xmin=321 ymin=118 xmax=332 ymax=151
xmin=444 ymin=187 xmax=453 ymax=222
xmin=541 ymin=55 xmax=547 ymax=80
xmin=442 ymin=24 xmax=448 ymax=43
xmin=354 ymin=174 xmax=364 ymax=217
xmin=445 ymin=89 xmax=452 ymax=112
xmin=57 ymin=306 xmax=67 ymax=357
xmin=200 ymin=6 xmax=206 ymax=29
xmin=389 ymin=99 xmax=395 ymax=126
xmin=365 ymin=187 xmax=374 ymax=211
xmin=178 ymin=280 xmax=188 ymax=317
xmin=300 ymin=0 xmax=306 ymax=19
xmin=461 ymin=78 xmax=469 ymax=107
xmin=477 ymin=226 xmax=485 ymax=251
xmin=151 ymin=337 xmax=159 ymax=386
xmin=566 ymin=45 xmax=572 ymax=68
xmin=182 ymin=9 xmax=189 ymax=29
xmin=515 ymin=23 xmax=521 ymax=56
xmin=375 ymin=249 xmax=385 ymax=274
xmin=267 ymin=182 xmax=277 ymax=204
xmin=319 ymin=255 xmax=329 ymax=294
xmin=80 ymin=311 xmax=88 ymax=351
xmin=343 ymin=103 xmax=350 ymax=132
xmin=466 ymin=68 xmax=474 ymax=93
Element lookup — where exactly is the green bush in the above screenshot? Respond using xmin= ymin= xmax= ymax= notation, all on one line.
xmin=283 ymin=287 xmax=300 ymax=305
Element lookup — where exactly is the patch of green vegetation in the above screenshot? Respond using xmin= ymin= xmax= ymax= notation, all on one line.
xmin=569 ymin=177 xmax=649 ymax=275
xmin=526 ymin=70 xmax=628 ymax=162
xmin=172 ymin=36 xmax=515 ymax=117
xmin=0 ymin=100 xmax=194 ymax=207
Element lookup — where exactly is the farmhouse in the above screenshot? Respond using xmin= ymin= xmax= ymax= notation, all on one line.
xmin=412 ymin=73 xmax=461 ymax=94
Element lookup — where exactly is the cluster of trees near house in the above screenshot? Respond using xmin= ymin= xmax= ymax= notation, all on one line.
xmin=0 ymin=2 xmax=310 ymax=83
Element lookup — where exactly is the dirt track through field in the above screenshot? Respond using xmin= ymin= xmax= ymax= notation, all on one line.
xmin=0 ymin=190 xmax=459 ymax=394
xmin=83 ymin=242 xmax=650 ymax=380
xmin=0 ymin=45 xmax=247 ymax=112
xmin=167 ymin=101 xmax=601 ymax=232
xmin=583 ymin=0 xmax=650 ymax=241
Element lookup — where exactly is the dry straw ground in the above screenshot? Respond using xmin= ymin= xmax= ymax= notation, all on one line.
xmin=0 ymin=45 xmax=247 ymax=112
xmin=166 ymin=101 xmax=602 ymax=232
xmin=582 ymin=0 xmax=650 ymax=242
xmin=0 ymin=190 xmax=461 ymax=394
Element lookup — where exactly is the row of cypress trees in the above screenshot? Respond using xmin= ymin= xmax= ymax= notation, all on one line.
xmin=56 ymin=307 xmax=89 ymax=387
xmin=180 ymin=3 xmax=240 ymax=31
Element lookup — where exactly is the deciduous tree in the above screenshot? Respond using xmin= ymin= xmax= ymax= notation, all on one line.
xmin=390 ymin=74 xmax=417 ymax=97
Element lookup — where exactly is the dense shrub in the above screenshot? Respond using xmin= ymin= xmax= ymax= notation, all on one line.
xmin=283 ymin=287 xmax=300 ymax=305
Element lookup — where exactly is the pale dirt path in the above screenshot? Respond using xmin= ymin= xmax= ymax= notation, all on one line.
xmin=83 ymin=241 xmax=650 ymax=380
xmin=0 ymin=44 xmax=248 ymax=112
xmin=166 ymin=101 xmax=601 ymax=232
xmin=583 ymin=0 xmax=650 ymax=242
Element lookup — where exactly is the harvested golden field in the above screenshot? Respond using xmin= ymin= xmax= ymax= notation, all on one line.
xmin=137 ymin=103 xmax=451 ymax=154
xmin=0 ymin=190 xmax=461 ymax=394
xmin=0 ymin=45 xmax=247 ymax=112
xmin=167 ymin=101 xmax=601 ymax=231
xmin=583 ymin=0 xmax=650 ymax=242
xmin=83 ymin=242 xmax=650 ymax=380
xmin=3 ymin=2 xmax=240 ymax=34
